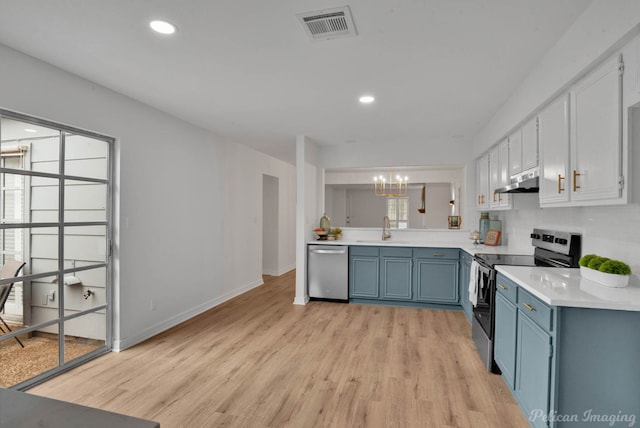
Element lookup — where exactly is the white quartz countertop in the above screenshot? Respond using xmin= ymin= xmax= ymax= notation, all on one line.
xmin=307 ymin=239 xmax=532 ymax=256
xmin=496 ymin=265 xmax=640 ymax=312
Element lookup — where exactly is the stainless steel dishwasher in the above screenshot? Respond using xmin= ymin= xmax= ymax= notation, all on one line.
xmin=307 ymin=245 xmax=348 ymax=301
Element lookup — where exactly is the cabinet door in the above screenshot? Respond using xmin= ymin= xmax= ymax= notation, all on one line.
xmin=494 ymin=293 xmax=517 ymax=390
xmin=415 ymin=259 xmax=459 ymax=304
xmin=476 ymin=154 xmax=489 ymax=209
xmin=489 ymin=146 xmax=501 ymax=209
xmin=381 ymin=257 xmax=412 ymax=300
xmin=515 ymin=313 xmax=553 ymax=427
xmin=521 ymin=116 xmax=538 ymax=171
xmin=570 ymin=55 xmax=623 ymax=203
xmin=539 ymin=94 xmax=570 ymax=205
xmin=349 ymin=256 xmax=379 ymax=299
xmin=509 ymin=129 xmax=523 ymax=176
xmin=497 ymin=139 xmax=511 ymax=208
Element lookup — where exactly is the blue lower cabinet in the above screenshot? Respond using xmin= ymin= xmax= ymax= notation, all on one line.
xmin=349 ymin=246 xmax=460 ymax=307
xmin=381 ymin=257 xmax=412 ymax=300
xmin=414 ymin=258 xmax=459 ymax=304
xmin=515 ymin=313 xmax=552 ymax=427
xmin=349 ymin=247 xmax=380 ymax=299
xmin=494 ymin=292 xmax=517 ymax=390
xmin=493 ymin=273 xmax=640 ymax=427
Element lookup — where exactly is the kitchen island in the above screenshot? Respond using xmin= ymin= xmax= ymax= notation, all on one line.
xmin=0 ymin=388 xmax=160 ymax=427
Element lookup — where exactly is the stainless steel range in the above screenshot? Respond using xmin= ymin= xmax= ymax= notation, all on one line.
xmin=471 ymin=228 xmax=581 ymax=373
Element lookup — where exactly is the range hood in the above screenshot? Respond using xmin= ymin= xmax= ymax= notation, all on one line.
xmin=495 ymin=168 xmax=539 ymax=193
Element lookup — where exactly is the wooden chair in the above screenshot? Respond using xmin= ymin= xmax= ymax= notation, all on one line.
xmin=0 ymin=260 xmax=27 ymax=348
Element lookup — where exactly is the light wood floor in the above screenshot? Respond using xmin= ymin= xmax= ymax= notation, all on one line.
xmin=30 ymin=270 xmax=528 ymax=427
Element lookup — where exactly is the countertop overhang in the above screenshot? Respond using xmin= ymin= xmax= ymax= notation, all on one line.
xmin=497 ymin=265 xmax=640 ymax=312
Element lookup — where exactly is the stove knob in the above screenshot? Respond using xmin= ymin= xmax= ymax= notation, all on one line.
xmin=530 ymin=233 xmax=540 ymax=239
xmin=555 ymin=238 xmax=568 ymax=245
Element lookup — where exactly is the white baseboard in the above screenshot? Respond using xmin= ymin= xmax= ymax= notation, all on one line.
xmin=293 ymin=294 xmax=309 ymax=305
xmin=112 ymin=277 xmax=264 ymax=352
xmin=263 ymin=263 xmax=295 ymax=277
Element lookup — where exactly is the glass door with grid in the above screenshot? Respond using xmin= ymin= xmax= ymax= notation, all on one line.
xmin=0 ymin=110 xmax=113 ymax=389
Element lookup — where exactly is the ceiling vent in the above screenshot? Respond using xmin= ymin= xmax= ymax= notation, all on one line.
xmin=296 ymin=6 xmax=357 ymax=41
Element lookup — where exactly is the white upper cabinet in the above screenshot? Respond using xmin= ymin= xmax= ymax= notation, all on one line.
xmin=509 ymin=117 xmax=538 ymax=177
xmin=539 ymin=94 xmax=570 ymax=204
xmin=508 ymin=129 xmax=522 ymax=176
xmin=521 ymin=117 xmax=538 ymax=171
xmin=540 ymin=55 xmax=624 ymax=207
xmin=570 ymin=55 xmax=623 ymax=203
xmin=476 ymin=153 xmax=489 ymax=209
xmin=489 ymin=139 xmax=511 ymax=210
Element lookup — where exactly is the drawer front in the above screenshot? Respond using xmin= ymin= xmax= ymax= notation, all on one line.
xmin=413 ymin=247 xmax=459 ymax=259
xmin=350 ymin=246 xmax=380 ymax=257
xmin=496 ymin=274 xmax=518 ymax=304
xmin=518 ymin=288 xmax=553 ymax=332
xmin=380 ymin=247 xmax=413 ymax=258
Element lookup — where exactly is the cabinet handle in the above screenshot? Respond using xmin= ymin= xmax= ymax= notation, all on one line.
xmin=432 ymin=253 xmax=444 ymax=257
xmin=478 ymin=195 xmax=481 ymax=205
xmin=498 ymin=193 xmax=502 ymax=202
xmin=498 ymin=284 xmax=507 ymax=290
xmin=523 ymin=303 xmax=536 ymax=312
xmin=481 ymin=195 xmax=485 ymax=204
xmin=493 ymin=192 xmax=497 ymax=202
xmin=573 ymin=170 xmax=581 ymax=192
xmin=558 ymin=174 xmax=565 ymax=194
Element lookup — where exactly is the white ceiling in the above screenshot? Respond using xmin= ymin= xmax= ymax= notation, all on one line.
xmin=0 ymin=0 xmax=592 ymax=164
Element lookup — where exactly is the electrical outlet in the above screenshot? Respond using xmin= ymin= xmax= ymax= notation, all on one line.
xmin=48 ymin=291 xmax=55 ymax=302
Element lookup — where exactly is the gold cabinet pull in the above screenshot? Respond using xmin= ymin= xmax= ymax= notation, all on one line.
xmin=573 ymin=170 xmax=581 ymax=192
xmin=482 ymin=194 xmax=485 ymax=204
xmin=498 ymin=193 xmax=503 ymax=202
xmin=558 ymin=174 xmax=565 ymax=194
xmin=478 ymin=195 xmax=481 ymax=205
xmin=432 ymin=253 xmax=444 ymax=257
xmin=523 ymin=303 xmax=536 ymax=312
xmin=498 ymin=284 xmax=507 ymax=290
xmin=493 ymin=192 xmax=497 ymax=202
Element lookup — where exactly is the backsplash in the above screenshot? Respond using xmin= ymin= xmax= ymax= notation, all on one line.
xmin=501 ymin=194 xmax=640 ymax=280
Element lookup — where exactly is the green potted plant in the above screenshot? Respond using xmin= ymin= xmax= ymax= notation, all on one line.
xmin=579 ymin=254 xmax=632 ymax=288
xmin=330 ymin=227 xmax=342 ymax=240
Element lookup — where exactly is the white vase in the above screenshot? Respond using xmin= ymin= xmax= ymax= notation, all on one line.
xmin=580 ymin=266 xmax=630 ymax=288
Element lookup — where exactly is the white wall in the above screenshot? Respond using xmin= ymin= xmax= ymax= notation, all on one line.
xmin=0 ymin=43 xmax=296 ymax=350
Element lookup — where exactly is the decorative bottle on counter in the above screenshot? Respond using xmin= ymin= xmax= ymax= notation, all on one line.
xmin=319 ymin=213 xmax=331 ymax=231
xmin=479 ymin=212 xmax=490 ymax=243
xmin=489 ymin=216 xmax=502 ymax=245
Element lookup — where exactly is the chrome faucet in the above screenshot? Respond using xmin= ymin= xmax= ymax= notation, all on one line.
xmin=382 ymin=215 xmax=391 ymax=240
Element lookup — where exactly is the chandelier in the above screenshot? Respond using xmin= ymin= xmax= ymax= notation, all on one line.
xmin=373 ymin=170 xmax=409 ymax=197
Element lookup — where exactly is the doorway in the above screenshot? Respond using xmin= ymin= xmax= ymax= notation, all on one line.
xmin=262 ymin=175 xmax=279 ymax=276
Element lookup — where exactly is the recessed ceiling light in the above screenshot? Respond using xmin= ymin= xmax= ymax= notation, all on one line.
xmin=149 ymin=20 xmax=177 ymax=35
xmin=359 ymin=95 xmax=375 ymax=104
xmin=24 ymin=128 xmax=38 ymax=133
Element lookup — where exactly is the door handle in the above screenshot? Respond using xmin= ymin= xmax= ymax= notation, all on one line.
xmin=573 ymin=170 xmax=581 ymax=192
xmin=558 ymin=174 xmax=565 ymax=193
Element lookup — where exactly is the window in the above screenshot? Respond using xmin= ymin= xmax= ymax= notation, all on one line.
xmin=387 ymin=197 xmax=408 ymax=229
